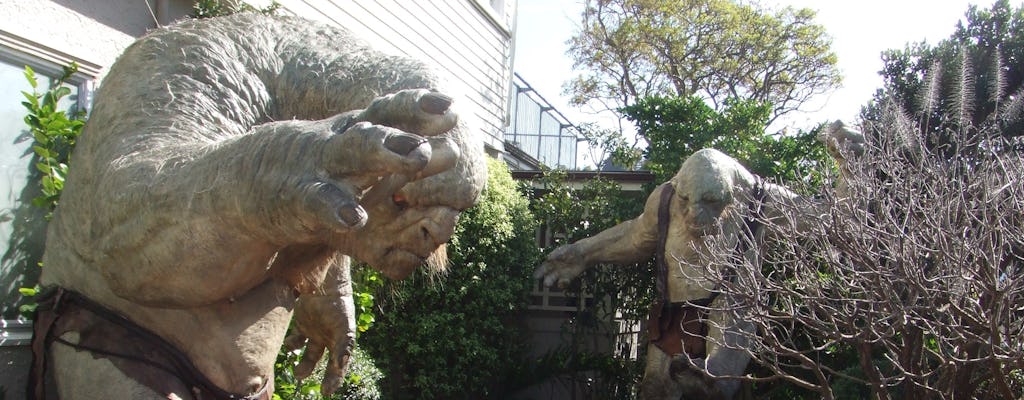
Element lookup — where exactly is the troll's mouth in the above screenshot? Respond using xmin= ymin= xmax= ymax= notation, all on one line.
xmin=376 ymin=248 xmax=427 ymax=279
xmin=688 ymin=222 xmax=723 ymax=237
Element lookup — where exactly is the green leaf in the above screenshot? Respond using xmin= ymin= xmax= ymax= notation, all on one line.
xmin=54 ymin=85 xmax=72 ymax=99
xmin=51 ymin=174 xmax=64 ymax=190
xmin=22 ymin=91 xmax=40 ymax=109
xmin=299 ymin=381 xmax=320 ymax=395
xmin=35 ymin=162 xmax=52 ymax=174
xmin=31 ymin=196 xmax=49 ymax=208
xmin=32 ymin=145 xmax=53 ymax=158
xmin=60 ymin=62 xmax=79 ymax=80
xmin=357 ymin=313 xmax=375 ymax=332
xmin=19 ymin=303 xmax=37 ymax=315
xmin=45 ymin=117 xmax=69 ymax=132
xmin=41 ymin=91 xmax=55 ymax=108
xmin=19 ymin=287 xmax=37 ymax=296
xmin=26 ymin=116 xmax=42 ymax=131
xmin=24 ymin=65 xmax=37 ymax=88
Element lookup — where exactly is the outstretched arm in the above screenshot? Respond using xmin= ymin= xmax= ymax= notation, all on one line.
xmin=534 ymin=183 xmax=670 ymax=288
xmin=757 ymin=120 xmax=866 ymax=234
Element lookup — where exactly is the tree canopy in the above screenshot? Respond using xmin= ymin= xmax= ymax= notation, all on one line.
xmin=867 ymin=0 xmax=1024 ymax=156
xmin=615 ymin=95 xmax=830 ymax=185
xmin=567 ymin=0 xmax=841 ymax=124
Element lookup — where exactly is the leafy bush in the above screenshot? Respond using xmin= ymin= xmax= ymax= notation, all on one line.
xmin=359 ymin=157 xmax=541 ymax=399
xmin=20 ymin=63 xmax=84 ymax=218
xmin=15 ymin=62 xmax=85 ymax=318
xmin=273 ymin=267 xmax=386 ymax=400
xmin=192 ymin=0 xmax=281 ymax=18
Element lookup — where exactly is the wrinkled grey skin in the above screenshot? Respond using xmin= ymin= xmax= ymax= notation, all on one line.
xmin=535 ymin=124 xmax=863 ymax=399
xmin=40 ymin=13 xmax=486 ymax=399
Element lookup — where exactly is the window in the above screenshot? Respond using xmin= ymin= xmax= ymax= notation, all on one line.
xmin=490 ymin=0 xmax=505 ymax=18
xmin=0 ymin=53 xmax=92 ymax=320
xmin=473 ymin=0 xmax=512 ymax=35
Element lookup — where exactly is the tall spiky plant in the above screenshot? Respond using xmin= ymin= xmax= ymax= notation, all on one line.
xmin=869 ymin=1 xmax=1024 ymax=157
xmin=948 ymin=49 xmax=976 ymax=136
xmin=915 ymin=60 xmax=942 ymax=133
xmin=987 ymin=44 xmax=1007 ymax=119
xmin=1000 ymin=85 xmax=1024 ymax=129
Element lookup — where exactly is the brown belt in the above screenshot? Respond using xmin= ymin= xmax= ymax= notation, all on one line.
xmin=29 ymin=287 xmax=272 ymax=400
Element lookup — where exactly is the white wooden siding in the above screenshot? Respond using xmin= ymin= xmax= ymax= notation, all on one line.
xmin=278 ymin=0 xmax=515 ymax=151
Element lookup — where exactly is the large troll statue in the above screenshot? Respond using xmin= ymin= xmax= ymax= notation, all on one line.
xmin=535 ymin=123 xmax=863 ymax=399
xmin=30 ymin=13 xmax=486 ymax=400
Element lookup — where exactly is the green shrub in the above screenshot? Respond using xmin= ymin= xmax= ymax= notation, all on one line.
xmin=360 ymin=157 xmax=541 ymax=399
xmin=526 ymin=171 xmax=650 ymax=399
xmin=14 ymin=62 xmax=85 ymax=318
xmin=273 ymin=342 xmax=383 ymax=400
xmin=20 ymin=63 xmax=84 ymax=218
xmin=192 ymin=0 xmax=280 ymax=18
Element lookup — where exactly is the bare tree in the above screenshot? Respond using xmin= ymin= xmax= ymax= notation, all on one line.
xmin=674 ymin=93 xmax=1024 ymax=399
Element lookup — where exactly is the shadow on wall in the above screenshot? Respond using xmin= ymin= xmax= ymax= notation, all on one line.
xmin=50 ymin=0 xmax=166 ymax=37
xmin=0 ymin=126 xmax=48 ymax=319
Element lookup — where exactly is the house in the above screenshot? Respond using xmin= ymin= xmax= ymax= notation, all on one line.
xmin=0 ymin=0 xmax=515 ymax=394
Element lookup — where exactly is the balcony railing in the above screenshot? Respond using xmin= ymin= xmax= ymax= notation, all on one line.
xmin=504 ymin=73 xmax=583 ymax=170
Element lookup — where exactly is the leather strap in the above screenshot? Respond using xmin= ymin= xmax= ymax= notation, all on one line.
xmin=654 ymin=182 xmax=675 ymax=304
xmin=29 ymin=288 xmax=64 ymax=400
xmin=737 ymin=177 xmax=766 ymax=257
xmin=28 ymin=287 xmax=272 ymax=400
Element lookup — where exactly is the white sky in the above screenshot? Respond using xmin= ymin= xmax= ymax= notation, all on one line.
xmin=513 ymin=0 xmax=983 ymax=134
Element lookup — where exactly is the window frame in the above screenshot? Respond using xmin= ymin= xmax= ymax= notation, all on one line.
xmin=0 ymin=30 xmax=98 ymax=114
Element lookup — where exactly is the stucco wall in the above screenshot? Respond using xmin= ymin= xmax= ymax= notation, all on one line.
xmin=2 ymin=0 xmax=148 ymax=79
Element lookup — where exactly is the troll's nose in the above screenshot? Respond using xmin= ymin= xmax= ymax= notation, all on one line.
xmin=418 ymin=207 xmax=459 ymax=247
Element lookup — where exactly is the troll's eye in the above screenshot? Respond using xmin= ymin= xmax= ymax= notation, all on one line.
xmin=393 ymin=193 xmax=409 ymax=210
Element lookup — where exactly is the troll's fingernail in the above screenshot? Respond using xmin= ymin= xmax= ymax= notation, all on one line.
xmin=419 ymin=92 xmax=452 ymax=115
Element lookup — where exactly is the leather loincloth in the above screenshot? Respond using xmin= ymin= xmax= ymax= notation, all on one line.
xmin=647 ymin=301 xmax=709 ymax=358
xmin=29 ymin=287 xmax=272 ymax=400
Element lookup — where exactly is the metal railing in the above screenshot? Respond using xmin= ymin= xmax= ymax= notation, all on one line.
xmin=505 ymin=73 xmax=583 ymax=170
